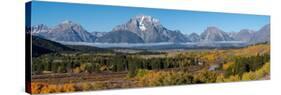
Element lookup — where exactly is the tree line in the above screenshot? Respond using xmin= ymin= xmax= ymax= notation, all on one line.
xmin=32 ymin=53 xmax=201 ymax=75
xmin=225 ymin=53 xmax=270 ymax=77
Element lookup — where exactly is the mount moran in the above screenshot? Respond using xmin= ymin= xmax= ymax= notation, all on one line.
xmin=30 ymin=15 xmax=270 ymax=44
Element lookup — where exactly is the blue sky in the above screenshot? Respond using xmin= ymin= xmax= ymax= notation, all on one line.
xmin=30 ymin=1 xmax=270 ymax=34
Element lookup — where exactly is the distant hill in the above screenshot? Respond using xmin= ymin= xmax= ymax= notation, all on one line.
xmin=31 ymin=36 xmax=110 ymax=57
xmin=32 ymin=36 xmax=75 ymax=57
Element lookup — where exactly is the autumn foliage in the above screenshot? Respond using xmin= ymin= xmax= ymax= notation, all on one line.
xmin=30 ymin=44 xmax=270 ymax=93
xmin=31 ymin=82 xmax=75 ymax=94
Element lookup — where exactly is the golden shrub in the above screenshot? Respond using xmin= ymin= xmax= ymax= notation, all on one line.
xmin=223 ymin=62 xmax=234 ymax=70
xmin=73 ymin=67 xmax=81 ymax=73
xmin=91 ymin=82 xmax=108 ymax=90
xmin=224 ymin=75 xmax=241 ymax=82
xmin=242 ymin=71 xmax=257 ymax=81
xmin=242 ymin=62 xmax=270 ymax=80
xmin=31 ymin=82 xmax=76 ymax=94
xmin=81 ymin=82 xmax=92 ymax=91
xmin=137 ymin=70 xmax=193 ymax=87
xmin=62 ymin=83 xmax=75 ymax=92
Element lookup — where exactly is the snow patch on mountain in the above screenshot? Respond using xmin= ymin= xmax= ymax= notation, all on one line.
xmin=139 ymin=16 xmax=146 ymax=31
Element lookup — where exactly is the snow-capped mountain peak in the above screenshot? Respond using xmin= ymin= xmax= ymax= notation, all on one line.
xmin=134 ymin=15 xmax=160 ymax=27
xmin=105 ymin=15 xmax=189 ymax=43
xmin=139 ymin=16 xmax=146 ymax=31
xmin=32 ymin=20 xmax=96 ymax=42
xmin=31 ymin=24 xmax=50 ymax=34
xmin=61 ymin=20 xmax=73 ymax=24
xmin=57 ymin=20 xmax=82 ymax=30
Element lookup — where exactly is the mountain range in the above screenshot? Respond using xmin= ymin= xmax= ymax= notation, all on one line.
xmin=31 ymin=15 xmax=270 ymax=44
xmin=100 ymin=15 xmax=190 ymax=43
xmin=200 ymin=26 xmax=233 ymax=42
xmin=32 ymin=20 xmax=96 ymax=42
